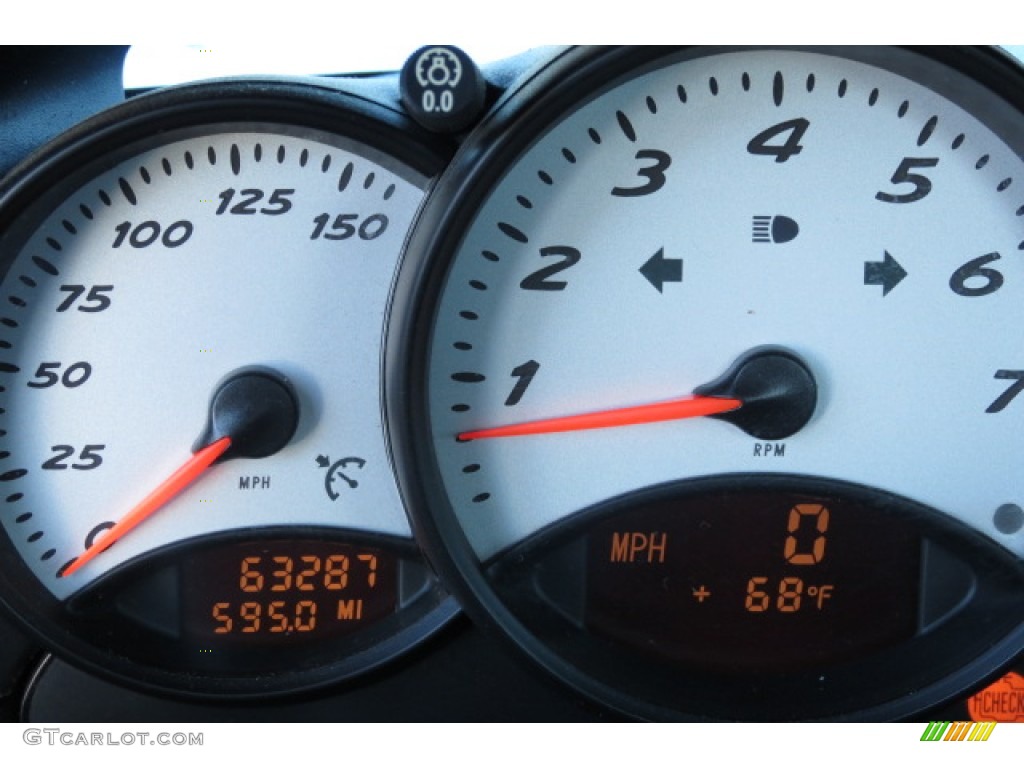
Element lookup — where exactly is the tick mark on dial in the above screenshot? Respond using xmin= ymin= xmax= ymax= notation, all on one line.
xmin=472 ymin=493 xmax=491 ymax=503
xmin=80 ymin=204 xmax=94 ymax=219
xmin=676 ymin=84 xmax=687 ymax=103
xmin=588 ymin=128 xmax=602 ymax=144
xmin=231 ymin=144 xmax=241 ymax=175
xmin=452 ymin=372 xmax=485 ymax=383
xmin=952 ymin=133 xmax=965 ymax=150
xmin=139 ymin=166 xmax=152 ymax=184
xmin=276 ymin=145 xmax=286 ymax=164
xmin=161 ymin=158 xmax=172 ymax=176
xmin=805 ymin=73 xmax=815 ymax=93
xmin=454 ymin=341 xmax=473 ymax=351
xmin=917 ymin=116 xmax=938 ymax=146
xmin=383 ymin=184 xmax=396 ymax=201
xmin=45 ymin=238 xmax=61 ymax=253
xmin=616 ymin=111 xmax=636 ymax=142
xmin=498 ymin=222 xmax=528 ymax=243
xmin=41 ymin=549 xmax=55 ymax=561
xmin=19 ymin=275 xmax=37 ymax=288
xmin=207 ymin=146 xmax=217 ymax=166
xmin=338 ymin=162 xmax=354 ymax=192
xmin=997 ymin=177 xmax=1012 ymax=192
xmin=742 ymin=72 xmax=751 ymax=91
xmin=481 ymin=250 xmax=499 ymax=262
xmin=538 ymin=170 xmax=553 ymax=185
xmin=299 ymin=149 xmax=309 ymax=167
xmin=15 ymin=512 xmax=32 ymax=523
xmin=773 ymin=72 xmax=784 ymax=106
xmin=322 ymin=154 xmax=332 ymax=173
xmin=898 ymin=100 xmax=910 ymax=118
xmin=452 ymin=404 xmax=470 ymax=413
xmin=5 ymin=493 xmax=21 ymax=504
xmin=254 ymin=143 xmax=262 ymax=162
xmin=98 ymin=190 xmax=112 ymax=207
xmin=27 ymin=531 xmax=42 ymax=543
xmin=462 ymin=464 xmax=480 ymax=474
xmin=184 ymin=151 xmax=195 ymax=170
xmin=459 ymin=310 xmax=478 ymax=320
xmin=976 ymin=154 xmax=990 ymax=169
xmin=0 ymin=362 xmax=15 ymax=373
xmin=469 ymin=280 xmax=487 ymax=291
xmin=646 ymin=96 xmax=657 ymax=114
xmin=7 ymin=296 xmax=26 ymax=308
xmin=516 ymin=195 xmax=533 ymax=209
xmin=61 ymin=220 xmax=76 ymax=235
xmin=32 ymin=256 xmax=59 ymax=276
xmin=868 ymin=88 xmax=879 ymax=106
xmin=118 ymin=177 xmax=137 ymax=205
xmin=562 ymin=147 xmax=577 ymax=164
xmin=363 ymin=172 xmax=376 ymax=189
xmin=709 ymin=76 xmax=719 ymax=96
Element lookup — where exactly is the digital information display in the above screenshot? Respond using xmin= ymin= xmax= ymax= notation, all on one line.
xmin=585 ymin=487 xmax=921 ymax=670
xmin=181 ymin=540 xmax=398 ymax=645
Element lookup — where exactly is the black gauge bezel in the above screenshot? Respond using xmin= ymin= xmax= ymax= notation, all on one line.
xmin=387 ymin=45 xmax=1024 ymax=720
xmin=0 ymin=77 xmax=458 ymax=699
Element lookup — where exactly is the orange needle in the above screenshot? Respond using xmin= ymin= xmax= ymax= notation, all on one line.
xmin=62 ymin=436 xmax=232 ymax=577
xmin=457 ymin=395 xmax=743 ymax=441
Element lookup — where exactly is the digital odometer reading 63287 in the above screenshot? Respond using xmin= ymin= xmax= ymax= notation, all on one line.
xmin=183 ymin=541 xmax=397 ymax=645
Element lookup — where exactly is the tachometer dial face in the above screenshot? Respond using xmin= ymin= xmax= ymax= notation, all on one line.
xmin=390 ymin=46 xmax=1024 ymax=720
xmin=0 ymin=81 xmax=454 ymax=696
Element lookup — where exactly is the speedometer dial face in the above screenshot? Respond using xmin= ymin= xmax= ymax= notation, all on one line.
xmin=0 ymin=81 xmax=454 ymax=696
xmin=391 ymin=47 xmax=1024 ymax=720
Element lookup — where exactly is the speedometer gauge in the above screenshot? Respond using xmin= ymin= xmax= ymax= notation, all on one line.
xmin=0 ymin=79 xmax=455 ymax=696
xmin=389 ymin=46 xmax=1024 ymax=720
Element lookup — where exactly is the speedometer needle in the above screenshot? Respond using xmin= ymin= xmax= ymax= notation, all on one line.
xmin=61 ymin=437 xmax=233 ymax=577
xmin=457 ymin=347 xmax=818 ymax=442
xmin=61 ymin=367 xmax=301 ymax=578
xmin=458 ymin=396 xmax=742 ymax=440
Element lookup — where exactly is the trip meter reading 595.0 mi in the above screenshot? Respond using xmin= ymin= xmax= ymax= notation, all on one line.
xmin=0 ymin=79 xmax=454 ymax=696
xmin=390 ymin=46 xmax=1024 ymax=721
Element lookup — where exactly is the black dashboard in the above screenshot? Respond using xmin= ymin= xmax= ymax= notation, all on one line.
xmin=0 ymin=45 xmax=1023 ymax=723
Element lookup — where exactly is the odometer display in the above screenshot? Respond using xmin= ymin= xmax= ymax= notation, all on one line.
xmin=183 ymin=541 xmax=398 ymax=645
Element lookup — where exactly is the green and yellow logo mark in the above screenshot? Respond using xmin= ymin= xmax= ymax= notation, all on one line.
xmin=920 ymin=721 xmax=996 ymax=742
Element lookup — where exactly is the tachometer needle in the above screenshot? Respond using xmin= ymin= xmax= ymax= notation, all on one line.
xmin=458 ymin=395 xmax=743 ymax=440
xmin=61 ymin=436 xmax=233 ymax=577
xmin=457 ymin=348 xmax=820 ymax=442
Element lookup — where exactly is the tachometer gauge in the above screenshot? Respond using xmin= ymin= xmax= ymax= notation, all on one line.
xmin=0 ymin=79 xmax=455 ymax=696
xmin=389 ymin=46 xmax=1024 ymax=720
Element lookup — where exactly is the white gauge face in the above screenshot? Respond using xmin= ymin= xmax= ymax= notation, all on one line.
xmin=2 ymin=126 xmax=426 ymax=598
xmin=426 ymin=48 xmax=1024 ymax=562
